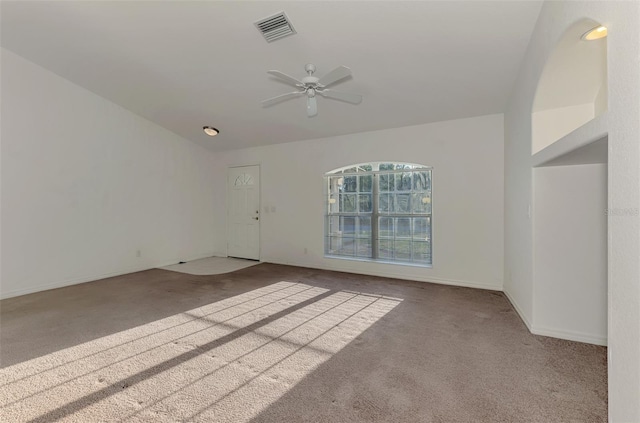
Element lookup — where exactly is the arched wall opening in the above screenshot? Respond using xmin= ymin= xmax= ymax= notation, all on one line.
xmin=530 ymin=19 xmax=609 ymax=346
xmin=531 ymin=19 xmax=607 ymax=154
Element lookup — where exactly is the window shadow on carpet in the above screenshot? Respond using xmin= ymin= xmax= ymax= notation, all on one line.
xmin=0 ymin=264 xmax=304 ymax=367
xmin=0 ymin=279 xmax=402 ymax=422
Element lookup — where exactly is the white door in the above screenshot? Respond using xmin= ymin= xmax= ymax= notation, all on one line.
xmin=227 ymin=165 xmax=260 ymax=260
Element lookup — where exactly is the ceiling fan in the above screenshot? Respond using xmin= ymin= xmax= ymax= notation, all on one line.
xmin=261 ymin=64 xmax=363 ymax=117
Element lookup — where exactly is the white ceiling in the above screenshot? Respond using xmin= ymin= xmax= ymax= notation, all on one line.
xmin=1 ymin=1 xmax=543 ymax=152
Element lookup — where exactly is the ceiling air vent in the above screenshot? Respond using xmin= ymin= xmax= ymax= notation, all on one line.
xmin=254 ymin=11 xmax=296 ymax=43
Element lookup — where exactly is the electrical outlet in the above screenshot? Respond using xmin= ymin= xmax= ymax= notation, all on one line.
xmin=136 ymin=249 xmax=141 ymax=257
xmin=304 ymin=247 xmax=308 ymax=254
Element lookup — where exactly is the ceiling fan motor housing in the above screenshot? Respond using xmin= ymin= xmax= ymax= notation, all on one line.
xmin=301 ymin=76 xmax=320 ymax=86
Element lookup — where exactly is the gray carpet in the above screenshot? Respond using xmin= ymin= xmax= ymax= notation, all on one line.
xmin=0 ymin=264 xmax=607 ymax=422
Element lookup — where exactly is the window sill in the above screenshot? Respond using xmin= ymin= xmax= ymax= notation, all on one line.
xmin=324 ymin=254 xmax=433 ymax=269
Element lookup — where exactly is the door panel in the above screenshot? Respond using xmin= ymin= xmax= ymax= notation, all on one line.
xmin=227 ymin=166 xmax=260 ymax=260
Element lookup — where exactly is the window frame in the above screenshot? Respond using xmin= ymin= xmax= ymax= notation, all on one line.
xmin=324 ymin=163 xmax=433 ymax=267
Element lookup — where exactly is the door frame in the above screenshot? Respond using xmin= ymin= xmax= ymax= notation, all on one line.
xmin=226 ymin=163 xmax=261 ymax=261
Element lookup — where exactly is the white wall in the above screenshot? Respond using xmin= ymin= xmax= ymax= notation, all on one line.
xmin=533 ymin=164 xmax=607 ymax=345
xmin=594 ymin=74 xmax=608 ymax=117
xmin=1 ymin=49 xmax=217 ymax=299
xmin=532 ymin=103 xmax=594 ymax=153
xmin=212 ymin=114 xmax=504 ymax=291
xmin=503 ymin=2 xmax=640 ymax=420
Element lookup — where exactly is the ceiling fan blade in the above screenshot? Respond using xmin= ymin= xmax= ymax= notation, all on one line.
xmin=261 ymin=91 xmax=304 ymax=107
xmin=307 ymin=96 xmax=318 ymax=117
xmin=318 ymin=65 xmax=352 ymax=87
xmin=267 ymin=70 xmax=303 ymax=87
xmin=319 ymin=89 xmax=363 ymax=104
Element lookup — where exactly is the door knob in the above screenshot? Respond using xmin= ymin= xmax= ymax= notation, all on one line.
xmin=253 ymin=217 xmax=259 ymax=220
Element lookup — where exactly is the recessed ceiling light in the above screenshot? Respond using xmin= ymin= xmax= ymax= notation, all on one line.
xmin=203 ymin=126 xmax=219 ymax=137
xmin=582 ymin=25 xmax=607 ymax=41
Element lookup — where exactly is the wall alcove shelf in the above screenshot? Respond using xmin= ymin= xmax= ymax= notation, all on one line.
xmin=532 ymin=112 xmax=608 ymax=168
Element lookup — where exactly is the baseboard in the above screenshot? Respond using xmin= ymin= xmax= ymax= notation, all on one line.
xmin=260 ymin=256 xmax=502 ymax=291
xmin=531 ymin=325 xmax=607 ymax=346
xmin=502 ymin=290 xmax=607 ymax=346
xmin=502 ymin=289 xmax=532 ymax=330
xmin=0 ymin=251 xmax=215 ymax=300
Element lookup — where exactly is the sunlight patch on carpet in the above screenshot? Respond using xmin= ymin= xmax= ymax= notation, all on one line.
xmin=0 ymin=282 xmax=401 ymax=422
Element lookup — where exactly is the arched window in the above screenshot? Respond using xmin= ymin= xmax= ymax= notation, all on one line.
xmin=325 ymin=162 xmax=432 ymax=266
